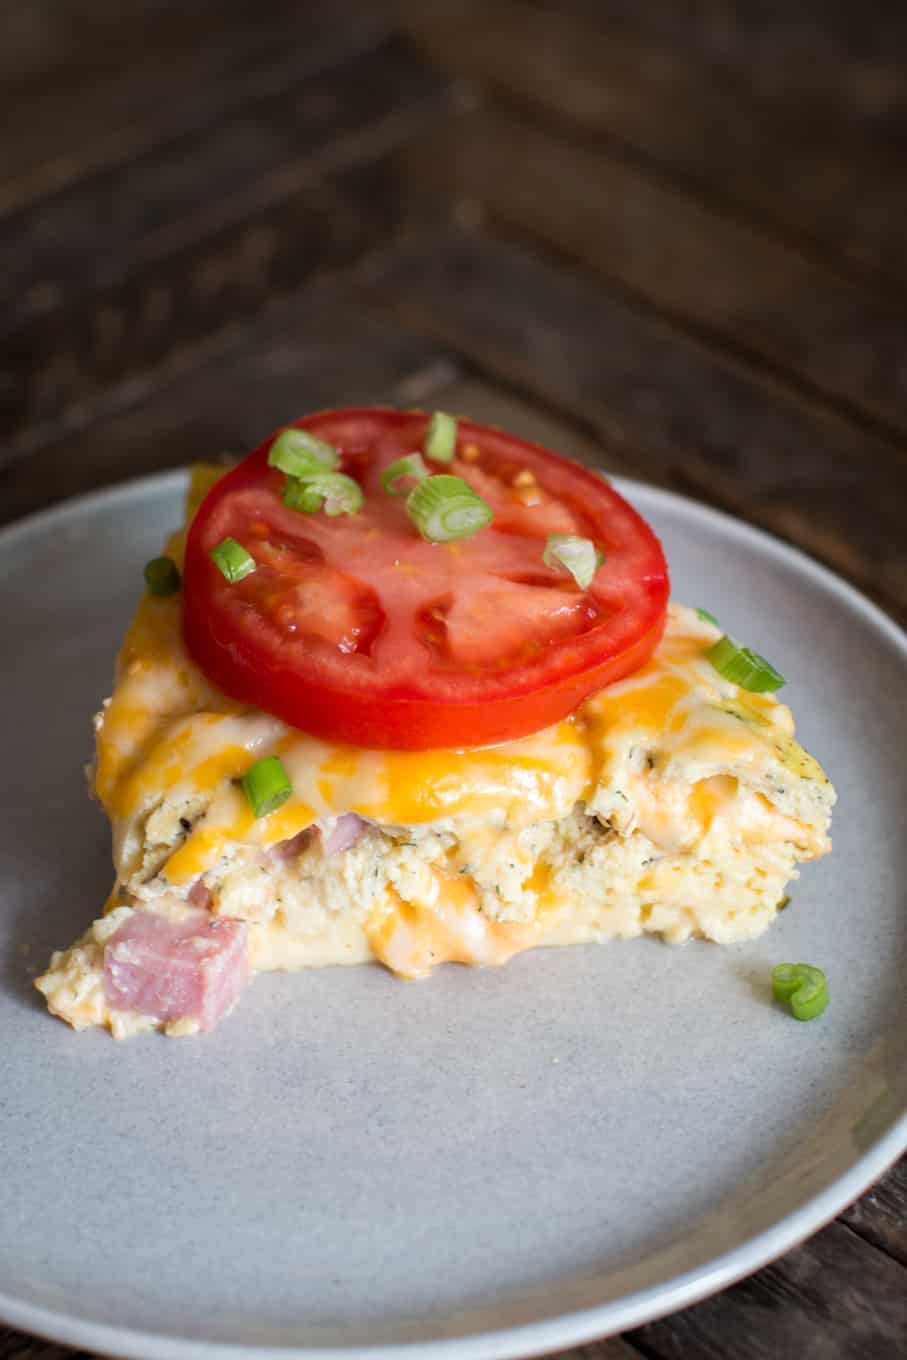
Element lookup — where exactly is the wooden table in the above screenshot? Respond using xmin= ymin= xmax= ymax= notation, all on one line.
xmin=1 ymin=3 xmax=905 ymax=1356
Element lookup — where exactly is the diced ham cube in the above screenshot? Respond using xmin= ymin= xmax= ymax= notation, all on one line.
xmin=321 ymin=813 xmax=366 ymax=856
xmin=268 ymin=826 xmax=315 ymax=865
xmin=103 ymin=909 xmax=249 ymax=1032
xmin=268 ymin=815 xmax=365 ymax=866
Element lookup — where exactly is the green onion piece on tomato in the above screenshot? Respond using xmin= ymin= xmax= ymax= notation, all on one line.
xmin=211 ymin=537 xmax=256 ymax=583
xmin=543 ymin=534 xmax=604 ymax=589
xmin=771 ymin=963 xmax=828 ymax=1021
xmin=406 ymin=474 xmax=493 ymax=542
xmin=143 ymin=555 xmax=181 ymax=596
xmin=267 ymin=427 xmax=338 ymax=478
xmin=424 ymin=411 xmax=458 ymax=463
xmin=707 ymin=635 xmax=785 ymax=692
xmin=382 ymin=453 xmax=430 ymax=496
xmin=696 ymin=607 xmax=720 ymax=626
xmin=241 ymin=755 xmax=293 ymax=819
xmin=283 ymin=472 xmax=363 ymax=517
xmin=282 ymin=479 xmax=324 ymax=513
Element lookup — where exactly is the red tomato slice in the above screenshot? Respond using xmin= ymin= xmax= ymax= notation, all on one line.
xmin=182 ymin=408 xmax=669 ymax=749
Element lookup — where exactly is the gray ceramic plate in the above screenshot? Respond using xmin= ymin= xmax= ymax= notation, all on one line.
xmin=1 ymin=472 xmax=906 ymax=1360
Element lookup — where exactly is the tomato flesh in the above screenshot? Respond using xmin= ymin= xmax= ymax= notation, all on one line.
xmin=182 ymin=408 xmax=669 ymax=749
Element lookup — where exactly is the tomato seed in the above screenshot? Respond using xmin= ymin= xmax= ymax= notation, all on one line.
xmin=514 ymin=485 xmax=542 ymax=506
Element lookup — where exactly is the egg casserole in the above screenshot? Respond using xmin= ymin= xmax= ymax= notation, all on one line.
xmin=37 ymin=469 xmax=835 ymax=1038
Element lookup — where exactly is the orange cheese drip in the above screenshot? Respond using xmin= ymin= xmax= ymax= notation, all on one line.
xmin=368 ymin=883 xmax=539 ymax=978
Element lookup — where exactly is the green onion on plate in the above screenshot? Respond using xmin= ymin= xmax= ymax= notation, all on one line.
xmin=771 ymin=963 xmax=828 ymax=1021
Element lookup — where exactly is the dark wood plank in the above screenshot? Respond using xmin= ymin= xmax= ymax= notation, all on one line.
xmin=403 ymin=0 xmax=907 ymax=289
xmin=0 ymin=0 xmax=386 ymax=216
xmin=549 ymin=1339 xmax=645 ymax=1360
xmin=0 ymin=33 xmax=440 ymax=325
xmin=0 ymin=283 xmax=455 ymax=528
xmin=629 ymin=1221 xmax=907 ymax=1359
xmin=361 ymin=226 xmax=907 ymax=625
xmin=549 ymin=0 xmax=907 ymax=115
xmin=840 ymin=1155 xmax=907 ymax=1268
xmin=398 ymin=108 xmax=907 ymax=442
xmin=416 ymin=373 xmax=641 ymax=479
xmin=0 ymin=1327 xmax=94 ymax=1360
xmin=0 ymin=37 xmax=448 ymax=457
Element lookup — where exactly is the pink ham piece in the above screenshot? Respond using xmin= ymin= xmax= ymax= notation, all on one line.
xmin=270 ymin=815 xmax=365 ymax=864
xmin=103 ymin=909 xmax=249 ymax=1032
xmin=321 ymin=813 xmax=366 ymax=856
xmin=268 ymin=826 xmax=315 ymax=865
xmin=186 ymin=879 xmax=212 ymax=911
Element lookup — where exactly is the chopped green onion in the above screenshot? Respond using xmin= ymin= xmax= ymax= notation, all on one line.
xmin=382 ymin=453 xmax=429 ymax=496
xmin=424 ymin=411 xmax=458 ymax=463
xmin=696 ymin=607 xmax=720 ymax=627
xmin=143 ymin=555 xmax=181 ymax=596
xmin=543 ymin=534 xmax=604 ymax=589
xmin=241 ymin=755 xmax=292 ymax=819
xmin=211 ymin=537 xmax=256 ymax=583
xmin=406 ymin=474 xmax=493 ymax=542
xmin=267 ymin=427 xmax=338 ymax=478
xmin=706 ymin=635 xmax=785 ymax=692
xmin=771 ymin=963 xmax=828 ymax=1021
xmin=283 ymin=471 xmax=363 ymax=517
xmin=283 ymin=479 xmax=324 ymax=513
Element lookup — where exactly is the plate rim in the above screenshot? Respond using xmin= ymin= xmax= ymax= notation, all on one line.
xmin=2 ymin=467 xmax=906 ymax=1360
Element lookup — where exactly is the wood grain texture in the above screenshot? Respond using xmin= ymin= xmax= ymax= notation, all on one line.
xmin=629 ymin=1222 xmax=907 ymax=1359
xmin=399 ymin=108 xmax=907 ymax=441
xmin=549 ymin=0 xmax=907 ymax=114
xmin=547 ymin=1339 xmax=646 ymax=1360
xmin=0 ymin=1327 xmax=93 ymax=1360
xmin=0 ymin=284 xmax=453 ymax=528
xmin=0 ymin=36 xmax=448 ymax=458
xmin=403 ymin=0 xmax=907 ymax=289
xmin=0 ymin=0 xmax=385 ymax=216
xmin=361 ymin=227 xmax=907 ymax=624
xmin=840 ymin=1156 xmax=907 ymax=1268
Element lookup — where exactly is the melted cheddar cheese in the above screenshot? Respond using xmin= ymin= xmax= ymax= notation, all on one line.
xmin=95 ymin=537 xmax=831 ymax=899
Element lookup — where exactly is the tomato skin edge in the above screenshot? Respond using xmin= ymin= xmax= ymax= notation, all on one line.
xmin=183 ymin=407 xmax=670 ymax=749
xmin=182 ymin=587 xmax=667 ymax=749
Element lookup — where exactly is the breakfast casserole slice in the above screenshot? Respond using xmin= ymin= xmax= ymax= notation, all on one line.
xmin=37 ymin=411 xmax=835 ymax=1038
